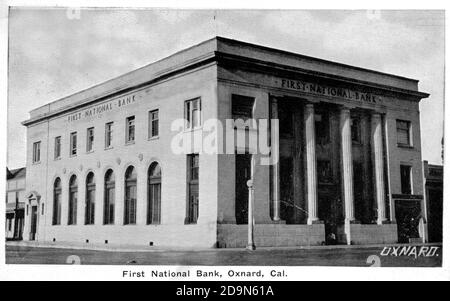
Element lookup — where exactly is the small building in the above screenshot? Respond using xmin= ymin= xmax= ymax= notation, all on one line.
xmin=5 ymin=167 xmax=26 ymax=240
xmin=423 ymin=161 xmax=443 ymax=243
xmin=20 ymin=37 xmax=429 ymax=248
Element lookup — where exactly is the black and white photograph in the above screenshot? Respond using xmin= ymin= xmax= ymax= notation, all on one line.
xmin=0 ymin=1 xmax=448 ymax=283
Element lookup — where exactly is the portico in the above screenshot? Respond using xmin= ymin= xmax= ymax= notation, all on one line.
xmin=265 ymin=94 xmax=395 ymax=245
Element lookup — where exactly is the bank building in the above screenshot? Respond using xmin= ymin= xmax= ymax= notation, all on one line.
xmin=21 ymin=37 xmax=430 ymax=248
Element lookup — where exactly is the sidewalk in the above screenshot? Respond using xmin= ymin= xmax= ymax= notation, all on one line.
xmin=6 ymin=239 xmax=442 ymax=253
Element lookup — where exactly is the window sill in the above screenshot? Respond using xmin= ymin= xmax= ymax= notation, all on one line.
xmin=86 ymin=150 xmax=94 ymax=154
xmin=32 ymin=161 xmax=41 ymax=165
xmin=104 ymin=146 xmax=113 ymax=151
xmin=392 ymin=194 xmax=423 ymax=200
xmin=54 ymin=157 xmax=61 ymax=161
xmin=233 ymin=126 xmax=258 ymax=132
xmin=70 ymin=154 xmax=77 ymax=158
xmin=125 ymin=141 xmax=135 ymax=146
xmin=184 ymin=126 xmax=203 ymax=133
xmin=148 ymin=136 xmax=159 ymax=141
xmin=397 ymin=144 xmax=414 ymax=149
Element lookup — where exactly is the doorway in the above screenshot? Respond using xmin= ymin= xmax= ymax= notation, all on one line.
xmin=235 ymin=153 xmax=252 ymax=224
xmin=395 ymin=200 xmax=422 ymax=243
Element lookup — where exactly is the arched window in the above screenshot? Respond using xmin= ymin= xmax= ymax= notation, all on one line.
xmin=52 ymin=178 xmax=62 ymax=225
xmin=124 ymin=166 xmax=137 ymax=225
xmin=68 ymin=175 xmax=78 ymax=225
xmin=85 ymin=172 xmax=95 ymax=225
xmin=104 ymin=169 xmax=115 ymax=225
xmin=147 ymin=162 xmax=161 ymax=224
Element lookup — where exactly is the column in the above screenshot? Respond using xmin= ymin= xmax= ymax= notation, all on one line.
xmin=271 ymin=98 xmax=281 ymax=222
xmin=305 ymin=103 xmax=319 ymax=224
xmin=340 ymin=107 xmax=355 ymax=244
xmin=372 ymin=113 xmax=387 ymax=224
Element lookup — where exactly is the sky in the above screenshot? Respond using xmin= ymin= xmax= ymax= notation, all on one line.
xmin=7 ymin=8 xmax=445 ymax=168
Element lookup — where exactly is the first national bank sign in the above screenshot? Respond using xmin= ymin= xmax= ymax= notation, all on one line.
xmin=279 ymin=78 xmax=381 ymax=103
xmin=67 ymin=93 xmax=138 ymax=123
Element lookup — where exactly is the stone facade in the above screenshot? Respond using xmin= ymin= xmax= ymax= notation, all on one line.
xmin=21 ymin=37 xmax=429 ymax=248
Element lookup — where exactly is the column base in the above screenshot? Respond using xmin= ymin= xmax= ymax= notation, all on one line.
xmin=246 ymin=243 xmax=256 ymax=250
xmin=341 ymin=219 xmax=359 ymax=245
xmin=378 ymin=220 xmax=394 ymax=225
xmin=271 ymin=219 xmax=286 ymax=224
xmin=337 ymin=223 xmax=398 ymax=245
xmin=307 ymin=219 xmax=324 ymax=225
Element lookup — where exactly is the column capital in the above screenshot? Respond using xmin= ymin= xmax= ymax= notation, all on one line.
xmin=305 ymin=103 xmax=315 ymax=111
xmin=339 ymin=106 xmax=352 ymax=114
xmin=371 ymin=111 xmax=382 ymax=118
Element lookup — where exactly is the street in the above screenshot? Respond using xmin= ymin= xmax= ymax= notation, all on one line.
xmin=5 ymin=244 xmax=442 ymax=267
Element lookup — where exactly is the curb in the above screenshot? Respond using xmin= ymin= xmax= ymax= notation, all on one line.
xmin=6 ymin=241 xmax=442 ymax=253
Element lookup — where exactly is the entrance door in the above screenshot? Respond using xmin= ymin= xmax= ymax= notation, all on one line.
xmin=395 ymin=200 xmax=421 ymax=243
xmin=30 ymin=206 xmax=38 ymax=241
xmin=235 ymin=154 xmax=252 ymax=224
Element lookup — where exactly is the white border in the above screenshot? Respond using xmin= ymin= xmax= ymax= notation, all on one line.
xmin=0 ymin=0 xmax=448 ymax=281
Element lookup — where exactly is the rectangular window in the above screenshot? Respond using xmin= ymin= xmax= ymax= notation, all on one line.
xmin=351 ymin=117 xmax=361 ymax=143
xmin=397 ymin=120 xmax=411 ymax=146
xmin=317 ymin=160 xmax=333 ymax=184
xmin=149 ymin=109 xmax=159 ymax=138
xmin=186 ymin=154 xmax=199 ymax=224
xmin=8 ymin=218 xmax=12 ymax=231
xmin=185 ymin=98 xmax=201 ymax=129
xmin=70 ymin=132 xmax=77 ymax=156
xmin=105 ymin=122 xmax=113 ymax=148
xmin=400 ymin=165 xmax=412 ymax=194
xmin=126 ymin=116 xmax=135 ymax=143
xmin=315 ymin=112 xmax=330 ymax=145
xmin=232 ymin=94 xmax=254 ymax=120
xmin=32 ymin=141 xmax=41 ymax=163
xmin=54 ymin=136 xmax=61 ymax=159
xmin=278 ymin=102 xmax=293 ymax=137
xmin=86 ymin=127 xmax=94 ymax=152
